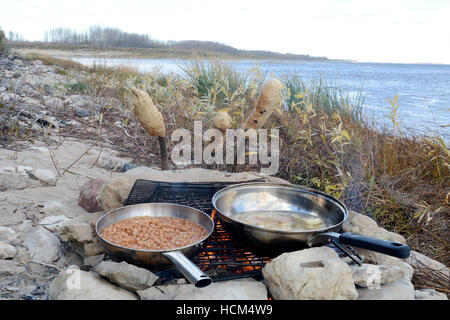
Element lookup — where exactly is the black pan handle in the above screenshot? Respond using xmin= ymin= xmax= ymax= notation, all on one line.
xmin=339 ymin=233 xmax=410 ymax=259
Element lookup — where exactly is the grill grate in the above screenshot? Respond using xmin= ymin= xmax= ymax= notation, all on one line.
xmin=123 ymin=179 xmax=354 ymax=285
xmin=124 ymin=179 xmax=271 ymax=284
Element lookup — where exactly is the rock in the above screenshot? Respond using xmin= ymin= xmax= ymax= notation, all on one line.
xmin=13 ymin=59 xmax=23 ymax=66
xmin=16 ymin=165 xmax=33 ymax=175
xmin=22 ymin=97 xmax=45 ymax=109
xmin=13 ymin=72 xmax=21 ymax=79
xmin=414 ymin=289 xmax=448 ymax=300
xmin=83 ymin=239 xmax=104 ymax=257
xmin=138 ymin=278 xmax=268 ymax=300
xmin=350 ymin=263 xmax=410 ymax=287
xmin=95 ymin=261 xmax=158 ymax=292
xmin=0 ymin=241 xmax=17 ymax=259
xmin=49 ymin=266 xmax=138 ymax=300
xmin=406 ymin=250 xmax=449 ymax=278
xmin=44 ymin=97 xmax=64 ymax=109
xmin=15 ymin=220 xmax=35 ymax=233
xmin=121 ymin=163 xmax=139 ymax=172
xmin=23 ymin=227 xmax=61 ymax=263
xmin=39 ymin=215 xmax=70 ymax=232
xmin=0 ymin=166 xmax=16 ymax=174
xmin=88 ymin=154 xmax=128 ymax=172
xmin=30 ymin=169 xmax=58 ymax=185
xmin=83 ymin=254 xmax=105 ymax=267
xmin=42 ymin=200 xmax=66 ymax=216
xmin=342 ymin=211 xmax=406 ymax=244
xmin=262 ymin=247 xmax=358 ymax=300
xmin=57 ymin=212 xmax=104 ymax=243
xmin=0 ymin=259 xmax=26 ymax=275
xmin=78 ymin=179 xmax=106 ymax=213
xmin=74 ymin=108 xmax=94 ymax=117
xmin=0 ymin=227 xmax=18 ymax=242
xmin=0 ymin=174 xmax=41 ymax=191
xmin=357 ymin=276 xmax=414 ymax=300
xmin=352 ymin=249 xmax=414 ymax=280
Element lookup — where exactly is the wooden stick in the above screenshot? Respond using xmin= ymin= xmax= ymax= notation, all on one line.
xmin=158 ymin=136 xmax=169 ymax=170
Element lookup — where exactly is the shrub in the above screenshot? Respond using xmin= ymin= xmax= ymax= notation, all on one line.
xmin=0 ymin=28 xmax=7 ymax=54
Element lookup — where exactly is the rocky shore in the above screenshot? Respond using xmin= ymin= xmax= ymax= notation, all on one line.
xmin=0 ymin=51 xmax=448 ymax=300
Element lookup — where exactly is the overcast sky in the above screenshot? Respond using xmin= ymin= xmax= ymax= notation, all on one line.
xmin=1 ymin=0 xmax=449 ymax=64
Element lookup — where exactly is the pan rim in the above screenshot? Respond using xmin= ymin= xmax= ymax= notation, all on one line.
xmin=212 ymin=182 xmax=349 ymax=235
xmin=95 ymin=202 xmax=215 ymax=254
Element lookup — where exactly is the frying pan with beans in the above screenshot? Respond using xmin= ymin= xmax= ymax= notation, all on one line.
xmin=95 ymin=203 xmax=214 ymax=287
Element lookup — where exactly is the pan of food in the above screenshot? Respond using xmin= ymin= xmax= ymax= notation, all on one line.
xmin=95 ymin=203 xmax=214 ymax=287
xmin=212 ymin=182 xmax=410 ymax=258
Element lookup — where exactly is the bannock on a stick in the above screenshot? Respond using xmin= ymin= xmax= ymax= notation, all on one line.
xmin=131 ymin=87 xmax=168 ymax=170
xmin=212 ymin=110 xmax=233 ymax=131
xmin=131 ymin=87 xmax=166 ymax=137
xmin=244 ymin=79 xmax=283 ymax=130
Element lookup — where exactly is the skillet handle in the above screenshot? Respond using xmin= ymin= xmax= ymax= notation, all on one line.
xmin=339 ymin=233 xmax=410 ymax=259
xmin=162 ymin=251 xmax=212 ymax=288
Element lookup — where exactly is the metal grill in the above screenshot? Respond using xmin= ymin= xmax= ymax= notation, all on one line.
xmin=124 ymin=179 xmax=271 ymax=284
xmin=124 ymin=179 xmax=359 ymax=285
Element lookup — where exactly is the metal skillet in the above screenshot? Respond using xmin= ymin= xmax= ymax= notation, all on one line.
xmin=95 ymin=203 xmax=214 ymax=287
xmin=212 ymin=182 xmax=410 ymax=258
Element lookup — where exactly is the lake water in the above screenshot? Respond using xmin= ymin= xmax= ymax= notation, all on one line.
xmin=71 ymin=57 xmax=450 ymax=137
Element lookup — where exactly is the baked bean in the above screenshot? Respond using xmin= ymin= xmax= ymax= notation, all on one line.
xmin=101 ymin=216 xmax=208 ymax=250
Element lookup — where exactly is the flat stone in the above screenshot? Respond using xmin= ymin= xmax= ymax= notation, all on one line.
xmin=138 ymin=278 xmax=268 ymax=300
xmin=262 ymin=247 xmax=358 ymax=300
xmin=95 ymin=261 xmax=158 ymax=292
xmin=83 ymin=254 xmax=105 ymax=267
xmin=31 ymin=168 xmax=58 ymax=185
xmin=39 ymin=215 xmax=70 ymax=232
xmin=342 ymin=211 xmax=406 ymax=244
xmin=74 ymin=108 xmax=93 ymax=117
xmin=405 ymin=250 xmax=449 ymax=278
xmin=13 ymin=59 xmax=24 ymax=66
xmin=350 ymin=263 xmax=410 ymax=287
xmin=352 ymin=249 xmax=414 ymax=280
xmin=23 ymin=226 xmax=61 ymax=263
xmin=0 ymin=241 xmax=17 ymax=259
xmin=16 ymin=166 xmax=33 ymax=175
xmin=49 ymin=266 xmax=138 ymax=300
xmin=414 ymin=289 xmax=448 ymax=300
xmin=357 ymin=276 xmax=414 ymax=300
xmin=0 ymin=227 xmax=18 ymax=242
xmin=42 ymin=200 xmax=66 ymax=216
xmin=44 ymin=97 xmax=64 ymax=109
xmin=0 ymin=259 xmax=26 ymax=275
xmin=0 ymin=167 xmax=16 ymax=174
xmin=83 ymin=239 xmax=104 ymax=257
xmin=0 ymin=174 xmax=42 ymax=191
xmin=15 ymin=220 xmax=35 ymax=233
xmin=57 ymin=212 xmax=104 ymax=243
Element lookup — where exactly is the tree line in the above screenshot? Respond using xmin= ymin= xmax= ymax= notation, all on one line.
xmin=38 ymin=25 xmax=328 ymax=61
xmin=44 ymin=26 xmax=159 ymax=48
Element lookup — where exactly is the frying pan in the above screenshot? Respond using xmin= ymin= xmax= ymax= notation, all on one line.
xmin=212 ymin=182 xmax=410 ymax=258
xmin=95 ymin=203 xmax=214 ymax=287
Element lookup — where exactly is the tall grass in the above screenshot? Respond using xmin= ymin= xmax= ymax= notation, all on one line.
xmin=283 ymin=74 xmax=365 ymax=122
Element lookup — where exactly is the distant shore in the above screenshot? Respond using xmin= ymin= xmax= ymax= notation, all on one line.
xmin=10 ymin=41 xmax=339 ymax=61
